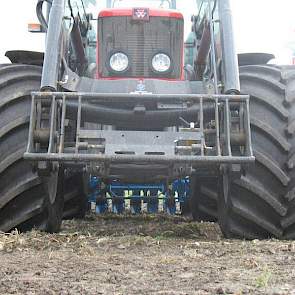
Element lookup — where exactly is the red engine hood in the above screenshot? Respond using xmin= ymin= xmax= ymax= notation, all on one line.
xmin=99 ymin=7 xmax=183 ymax=19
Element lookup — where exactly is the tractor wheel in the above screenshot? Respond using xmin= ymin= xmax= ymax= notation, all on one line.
xmin=280 ymin=67 xmax=295 ymax=239
xmin=63 ymin=172 xmax=88 ymax=219
xmin=190 ymin=176 xmax=218 ymax=222
xmin=0 ymin=64 xmax=64 ymax=233
xmin=218 ymin=65 xmax=295 ymax=239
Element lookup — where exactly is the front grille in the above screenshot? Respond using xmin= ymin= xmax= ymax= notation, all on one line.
xmin=98 ymin=16 xmax=183 ymax=78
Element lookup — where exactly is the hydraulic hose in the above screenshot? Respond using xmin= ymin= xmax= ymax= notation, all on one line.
xmin=36 ymin=0 xmax=53 ymax=32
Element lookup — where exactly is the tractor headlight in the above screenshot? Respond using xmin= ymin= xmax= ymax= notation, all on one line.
xmin=152 ymin=53 xmax=171 ymax=73
xmin=109 ymin=52 xmax=129 ymax=72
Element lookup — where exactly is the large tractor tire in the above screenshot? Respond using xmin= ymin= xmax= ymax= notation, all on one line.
xmin=0 ymin=64 xmax=64 ymax=233
xmin=63 ymin=172 xmax=88 ymax=219
xmin=190 ymin=177 xmax=218 ymax=222
xmin=190 ymin=65 xmax=295 ymax=239
xmin=219 ymin=65 xmax=295 ymax=239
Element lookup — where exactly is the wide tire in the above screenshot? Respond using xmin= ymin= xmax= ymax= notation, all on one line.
xmin=63 ymin=172 xmax=88 ymax=219
xmin=280 ymin=67 xmax=295 ymax=239
xmin=219 ymin=65 xmax=295 ymax=239
xmin=190 ymin=176 xmax=218 ymax=222
xmin=0 ymin=64 xmax=64 ymax=233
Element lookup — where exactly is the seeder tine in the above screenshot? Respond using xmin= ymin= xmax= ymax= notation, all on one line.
xmin=130 ymin=190 xmax=142 ymax=213
xmin=146 ymin=189 xmax=159 ymax=213
xmin=112 ymin=197 xmax=125 ymax=214
xmin=130 ymin=197 xmax=142 ymax=214
xmin=96 ymin=196 xmax=108 ymax=214
xmin=164 ymin=196 xmax=176 ymax=215
xmin=147 ymin=196 xmax=159 ymax=214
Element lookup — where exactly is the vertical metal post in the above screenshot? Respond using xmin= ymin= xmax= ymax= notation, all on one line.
xmin=59 ymin=95 xmax=67 ymax=153
xmin=48 ymin=95 xmax=57 ymax=153
xmin=46 ymin=1 xmax=52 ymax=23
xmin=244 ymin=99 xmax=253 ymax=157
xmin=41 ymin=0 xmax=65 ymax=91
xmin=218 ymin=0 xmax=240 ymax=94
xmin=200 ymin=97 xmax=204 ymax=156
xmin=215 ymin=97 xmax=221 ymax=156
xmin=208 ymin=0 xmax=218 ymax=93
xmin=106 ymin=0 xmax=113 ymax=8
xmin=26 ymin=95 xmax=36 ymax=153
xmin=224 ymin=99 xmax=232 ymax=156
xmin=75 ymin=96 xmax=82 ymax=153
xmin=171 ymin=0 xmax=177 ymax=9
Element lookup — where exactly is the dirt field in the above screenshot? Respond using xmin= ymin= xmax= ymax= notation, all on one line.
xmin=0 ymin=215 xmax=295 ymax=295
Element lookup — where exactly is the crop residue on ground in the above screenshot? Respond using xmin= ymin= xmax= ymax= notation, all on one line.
xmin=0 ymin=214 xmax=295 ymax=294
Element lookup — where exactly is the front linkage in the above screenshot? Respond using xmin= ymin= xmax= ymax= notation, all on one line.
xmin=25 ymin=91 xmax=253 ymax=174
xmin=24 ymin=90 xmax=253 ymax=215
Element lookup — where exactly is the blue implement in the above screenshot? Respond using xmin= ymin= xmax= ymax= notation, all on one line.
xmin=88 ymin=177 xmax=191 ymax=215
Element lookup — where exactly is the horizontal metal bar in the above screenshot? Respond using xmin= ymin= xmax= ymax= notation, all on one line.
xmin=32 ymin=91 xmax=249 ymax=102
xmin=110 ymin=184 xmax=165 ymax=190
xmin=103 ymin=197 xmax=168 ymax=200
xmin=24 ymin=152 xmax=255 ymax=164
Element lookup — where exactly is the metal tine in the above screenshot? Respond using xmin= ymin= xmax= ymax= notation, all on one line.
xmin=75 ymin=95 xmax=82 ymax=154
xmin=224 ymin=99 xmax=232 ymax=156
xmin=200 ymin=97 xmax=204 ymax=156
xmin=48 ymin=94 xmax=56 ymax=154
xmin=215 ymin=97 xmax=221 ymax=156
xmin=244 ymin=98 xmax=253 ymax=157
xmin=26 ymin=95 xmax=36 ymax=153
xmin=59 ymin=94 xmax=67 ymax=154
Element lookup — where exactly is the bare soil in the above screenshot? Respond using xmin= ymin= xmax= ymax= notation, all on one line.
xmin=0 ymin=214 xmax=295 ymax=295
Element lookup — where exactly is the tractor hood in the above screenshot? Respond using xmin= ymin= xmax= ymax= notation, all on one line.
xmin=97 ymin=8 xmax=184 ymax=79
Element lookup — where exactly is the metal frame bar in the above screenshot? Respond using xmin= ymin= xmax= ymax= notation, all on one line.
xmin=59 ymin=95 xmax=67 ymax=153
xmin=26 ymin=95 xmax=36 ymax=153
xmin=26 ymin=91 xmax=254 ymax=166
xmin=24 ymin=152 xmax=254 ymax=164
xmin=48 ymin=94 xmax=56 ymax=153
xmin=200 ymin=97 xmax=205 ymax=156
xmin=208 ymin=0 xmax=219 ymax=93
xmin=31 ymin=91 xmax=249 ymax=102
xmin=224 ymin=99 xmax=232 ymax=156
xmin=75 ymin=95 xmax=82 ymax=153
xmin=215 ymin=97 xmax=221 ymax=156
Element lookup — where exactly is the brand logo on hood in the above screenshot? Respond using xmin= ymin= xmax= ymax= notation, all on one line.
xmin=132 ymin=8 xmax=150 ymax=21
xmin=130 ymin=80 xmax=152 ymax=95
xmin=136 ymin=80 xmax=146 ymax=92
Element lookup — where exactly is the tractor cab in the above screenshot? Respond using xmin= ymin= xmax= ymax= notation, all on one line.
xmin=110 ymin=0 xmax=175 ymax=9
xmin=67 ymin=0 xmax=198 ymax=81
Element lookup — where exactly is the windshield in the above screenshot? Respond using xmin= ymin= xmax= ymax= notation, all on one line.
xmin=112 ymin=0 xmax=173 ymax=9
xmin=80 ymin=0 xmax=199 ymax=38
xmin=68 ymin=0 xmax=200 ymax=40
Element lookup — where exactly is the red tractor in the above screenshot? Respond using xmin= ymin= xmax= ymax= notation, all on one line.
xmin=0 ymin=0 xmax=294 ymax=240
